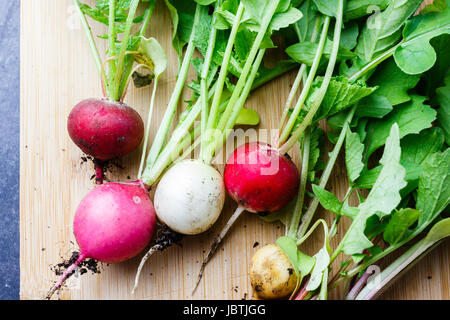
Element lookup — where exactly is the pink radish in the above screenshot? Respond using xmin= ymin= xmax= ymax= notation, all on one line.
xmin=46 ymin=182 xmax=156 ymax=299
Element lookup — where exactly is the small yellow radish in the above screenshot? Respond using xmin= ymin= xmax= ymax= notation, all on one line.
xmin=250 ymin=244 xmax=298 ymax=299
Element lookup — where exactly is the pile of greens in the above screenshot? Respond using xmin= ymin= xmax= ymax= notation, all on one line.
xmin=267 ymin=0 xmax=449 ymax=300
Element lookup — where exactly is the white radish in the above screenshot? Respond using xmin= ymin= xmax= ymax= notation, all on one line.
xmin=154 ymin=159 xmax=226 ymax=235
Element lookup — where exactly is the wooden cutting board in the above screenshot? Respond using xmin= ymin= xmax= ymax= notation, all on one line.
xmin=20 ymin=0 xmax=449 ymax=300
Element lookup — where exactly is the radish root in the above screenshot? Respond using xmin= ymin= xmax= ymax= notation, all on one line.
xmin=132 ymin=244 xmax=161 ymax=294
xmin=131 ymin=225 xmax=183 ymax=294
xmin=192 ymin=206 xmax=246 ymax=295
xmin=94 ymin=159 xmax=105 ymax=185
xmin=46 ymin=253 xmax=87 ymax=300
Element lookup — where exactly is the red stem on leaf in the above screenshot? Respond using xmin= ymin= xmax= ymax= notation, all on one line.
xmin=345 ymin=269 xmax=373 ymax=300
xmin=294 ymin=279 xmax=310 ymax=300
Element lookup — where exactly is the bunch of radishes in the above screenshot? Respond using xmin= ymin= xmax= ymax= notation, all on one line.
xmin=48 ymin=0 xmax=303 ymax=298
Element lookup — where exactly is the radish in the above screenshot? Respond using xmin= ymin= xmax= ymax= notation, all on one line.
xmin=46 ymin=182 xmax=156 ymax=299
xmin=193 ymin=0 xmax=346 ymax=292
xmin=131 ymin=0 xmax=303 ymax=293
xmin=69 ymin=0 xmax=158 ymax=184
xmin=154 ymin=160 xmax=225 ymax=235
xmin=68 ymin=98 xmax=144 ymax=161
xmin=224 ymin=142 xmax=300 ymax=214
xmin=250 ymin=244 xmax=298 ymax=300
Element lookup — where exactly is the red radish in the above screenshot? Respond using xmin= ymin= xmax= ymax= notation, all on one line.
xmin=68 ymin=99 xmax=144 ymax=183
xmin=46 ymin=182 xmax=156 ymax=299
xmin=224 ymin=142 xmax=300 ymax=214
xmin=68 ymin=99 xmax=144 ymax=162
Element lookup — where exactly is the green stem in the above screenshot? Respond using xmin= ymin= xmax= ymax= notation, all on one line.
xmin=204 ymin=3 xmax=244 ymax=152
xmin=111 ymin=0 xmax=140 ymax=101
xmin=72 ymin=0 xmax=104 ymax=82
xmin=138 ymin=78 xmax=159 ymax=180
xmin=288 ymin=129 xmax=310 ymax=238
xmin=348 ymin=42 xmax=402 ymax=83
xmin=142 ymin=101 xmax=202 ymax=186
xmin=279 ymin=16 xmax=322 ymax=138
xmin=205 ymin=49 xmax=266 ymax=163
xmin=251 ymin=61 xmax=297 ymax=89
xmin=145 ymin=4 xmax=203 ymax=169
xmin=298 ymin=109 xmax=356 ymax=238
xmin=203 ymin=0 xmax=282 ymax=163
xmin=279 ymin=64 xmax=306 ymax=140
xmin=278 ymin=16 xmax=331 ymax=146
xmin=329 ymin=186 xmax=354 ymax=237
xmin=107 ymin=0 xmax=117 ymax=95
xmin=139 ymin=1 xmax=156 ymax=36
xmin=297 ymin=34 xmax=402 ymax=242
xmin=143 ymin=48 xmax=294 ymax=186
xmin=280 ymin=0 xmax=345 ymax=154
xmin=200 ymin=2 xmax=219 ymax=159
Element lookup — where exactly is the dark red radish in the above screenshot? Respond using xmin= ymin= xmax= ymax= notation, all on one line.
xmin=193 ymin=142 xmax=300 ymax=293
xmin=68 ymin=99 xmax=144 ymax=161
xmin=68 ymin=99 xmax=144 ymax=184
xmin=46 ymin=182 xmax=156 ymax=299
xmin=224 ymin=142 xmax=300 ymax=214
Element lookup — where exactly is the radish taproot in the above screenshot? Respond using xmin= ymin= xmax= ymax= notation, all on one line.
xmin=46 ymin=182 xmax=156 ymax=299
xmin=69 ymin=0 xmax=158 ymax=183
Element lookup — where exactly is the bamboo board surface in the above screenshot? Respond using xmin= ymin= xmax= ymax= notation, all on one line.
xmin=20 ymin=0 xmax=449 ymax=300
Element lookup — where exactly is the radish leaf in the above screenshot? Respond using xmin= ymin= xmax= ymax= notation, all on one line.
xmin=394 ymin=1 xmax=450 ymax=74
xmin=364 ymin=95 xmax=436 ymax=157
xmin=341 ymin=124 xmax=407 ymax=255
xmin=383 ymin=208 xmax=420 ymax=245
xmin=355 ymin=0 xmax=422 ymax=62
xmin=345 ymin=128 xmax=365 ymax=182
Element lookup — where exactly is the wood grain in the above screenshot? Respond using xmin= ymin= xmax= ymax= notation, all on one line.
xmin=20 ymin=0 xmax=448 ymax=300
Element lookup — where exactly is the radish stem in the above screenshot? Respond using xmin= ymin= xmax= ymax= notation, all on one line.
xmin=145 ymin=4 xmax=203 ymax=167
xmin=204 ymin=3 xmax=244 ymax=146
xmin=200 ymin=1 xmax=219 ymax=158
xmin=72 ymin=0 xmax=104 ymax=83
xmin=278 ymin=16 xmax=331 ymax=146
xmin=280 ymin=0 xmax=345 ymax=154
xmin=278 ymin=16 xmax=322 ymax=137
xmin=345 ymin=269 xmax=372 ymax=300
xmin=138 ymin=77 xmax=160 ymax=179
xmin=107 ymin=0 xmax=117 ymax=89
xmin=111 ymin=0 xmax=140 ymax=100
xmin=288 ymin=129 xmax=310 ymax=238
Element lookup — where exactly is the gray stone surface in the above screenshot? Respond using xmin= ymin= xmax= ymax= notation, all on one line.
xmin=0 ymin=0 xmax=20 ymax=300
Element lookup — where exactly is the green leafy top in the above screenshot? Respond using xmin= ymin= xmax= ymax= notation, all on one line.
xmin=75 ymin=0 xmax=161 ymax=101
